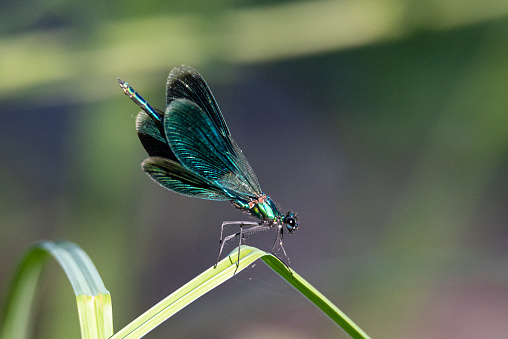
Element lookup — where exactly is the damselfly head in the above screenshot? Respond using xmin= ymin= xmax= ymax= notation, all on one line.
xmin=284 ymin=211 xmax=298 ymax=233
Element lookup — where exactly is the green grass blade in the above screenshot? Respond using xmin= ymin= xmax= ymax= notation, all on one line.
xmin=110 ymin=246 xmax=260 ymax=339
xmin=0 ymin=240 xmax=113 ymax=339
xmin=261 ymin=254 xmax=371 ymax=339
xmin=0 ymin=247 xmax=48 ymax=339
xmin=39 ymin=241 xmax=113 ymax=339
xmin=111 ymin=246 xmax=369 ymax=339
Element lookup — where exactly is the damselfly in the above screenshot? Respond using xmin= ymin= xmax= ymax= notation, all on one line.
xmin=118 ymin=65 xmax=298 ymax=267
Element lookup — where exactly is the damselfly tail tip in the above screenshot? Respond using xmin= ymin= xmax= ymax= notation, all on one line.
xmin=117 ymin=78 xmax=126 ymax=86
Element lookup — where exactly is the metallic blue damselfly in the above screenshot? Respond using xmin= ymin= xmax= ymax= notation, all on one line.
xmin=118 ymin=65 xmax=298 ymax=267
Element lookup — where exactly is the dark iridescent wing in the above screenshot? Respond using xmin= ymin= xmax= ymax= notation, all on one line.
xmin=165 ymin=98 xmax=262 ymax=200
xmin=130 ymin=65 xmax=261 ymax=200
xmin=142 ymin=157 xmax=230 ymax=200
xmin=136 ymin=110 xmax=177 ymax=161
xmin=166 ymin=65 xmax=261 ymax=196
xmin=166 ymin=65 xmax=229 ymax=137
xmin=137 ymin=110 xmax=230 ymax=200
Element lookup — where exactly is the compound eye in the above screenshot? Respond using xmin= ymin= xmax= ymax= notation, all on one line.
xmin=285 ymin=213 xmax=298 ymax=233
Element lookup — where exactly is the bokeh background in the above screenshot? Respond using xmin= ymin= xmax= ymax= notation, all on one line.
xmin=2 ymin=0 xmax=508 ymax=338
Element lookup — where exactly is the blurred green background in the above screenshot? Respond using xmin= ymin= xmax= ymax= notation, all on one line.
xmin=2 ymin=0 xmax=508 ymax=338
